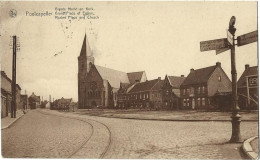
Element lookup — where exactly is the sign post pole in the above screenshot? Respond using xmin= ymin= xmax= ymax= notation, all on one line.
xmin=228 ymin=17 xmax=242 ymax=143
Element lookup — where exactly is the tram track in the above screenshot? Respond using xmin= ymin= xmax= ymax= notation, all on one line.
xmin=38 ymin=110 xmax=112 ymax=158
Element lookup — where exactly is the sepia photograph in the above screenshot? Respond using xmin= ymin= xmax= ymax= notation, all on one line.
xmin=0 ymin=1 xmax=258 ymax=159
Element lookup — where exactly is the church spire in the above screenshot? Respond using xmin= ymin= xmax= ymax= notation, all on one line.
xmin=79 ymin=34 xmax=92 ymax=57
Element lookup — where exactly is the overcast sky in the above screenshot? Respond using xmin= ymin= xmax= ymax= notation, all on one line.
xmin=0 ymin=1 xmax=258 ymax=101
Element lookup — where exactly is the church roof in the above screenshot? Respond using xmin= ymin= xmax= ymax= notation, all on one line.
xmin=127 ymin=71 xmax=145 ymax=84
xmin=237 ymin=66 xmax=258 ymax=88
xmin=79 ymin=34 xmax=92 ymax=57
xmin=95 ymin=65 xmax=130 ymax=89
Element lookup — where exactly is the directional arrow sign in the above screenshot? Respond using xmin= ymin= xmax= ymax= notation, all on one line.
xmin=216 ymin=46 xmax=230 ymax=55
xmin=237 ymin=30 xmax=258 ymax=47
xmin=200 ymin=38 xmax=228 ymax=52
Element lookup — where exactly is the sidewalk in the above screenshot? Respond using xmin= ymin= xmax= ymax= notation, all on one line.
xmin=75 ymin=109 xmax=258 ymax=121
xmin=1 ymin=110 xmax=26 ymax=130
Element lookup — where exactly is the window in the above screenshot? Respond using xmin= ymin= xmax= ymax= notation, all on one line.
xmin=146 ymin=93 xmax=149 ymax=99
xmin=183 ymin=89 xmax=186 ymax=95
xmin=197 ymin=98 xmax=200 ymax=107
xmin=183 ymin=99 xmax=186 ymax=107
xmin=187 ymin=99 xmax=190 ymax=106
xmin=197 ymin=87 xmax=200 ymax=94
xmin=202 ymin=86 xmax=205 ymax=94
xmin=202 ymin=98 xmax=205 ymax=106
xmin=218 ymin=76 xmax=221 ymax=81
xmin=166 ymin=90 xmax=169 ymax=96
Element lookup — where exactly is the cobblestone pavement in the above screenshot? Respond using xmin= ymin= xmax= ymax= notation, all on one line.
xmin=1 ymin=110 xmax=93 ymax=158
xmin=2 ymin=109 xmax=258 ymax=159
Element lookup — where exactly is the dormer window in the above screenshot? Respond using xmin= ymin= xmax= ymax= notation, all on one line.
xmin=218 ymin=76 xmax=221 ymax=81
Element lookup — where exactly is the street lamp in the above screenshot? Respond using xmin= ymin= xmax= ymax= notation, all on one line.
xmin=228 ymin=16 xmax=242 ymax=143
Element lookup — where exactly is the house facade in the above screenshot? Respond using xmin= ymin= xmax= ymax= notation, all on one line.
xmin=78 ymin=34 xmax=146 ymax=109
xmin=1 ymin=71 xmax=22 ymax=118
xmin=51 ymin=97 xmax=72 ymax=110
xmin=180 ymin=62 xmax=232 ymax=110
xmin=28 ymin=92 xmax=41 ymax=109
xmin=162 ymin=75 xmax=186 ymax=110
xmin=237 ymin=64 xmax=258 ymax=110
xmin=117 ymin=78 xmax=163 ymax=110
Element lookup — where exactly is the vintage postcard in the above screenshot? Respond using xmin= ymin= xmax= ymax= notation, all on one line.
xmin=0 ymin=1 xmax=258 ymax=159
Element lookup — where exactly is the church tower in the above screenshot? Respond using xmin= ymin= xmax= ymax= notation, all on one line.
xmin=78 ymin=34 xmax=94 ymax=109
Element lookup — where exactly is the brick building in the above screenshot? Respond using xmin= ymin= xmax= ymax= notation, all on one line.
xmin=51 ymin=97 xmax=72 ymax=110
xmin=28 ymin=92 xmax=41 ymax=109
xmin=1 ymin=71 xmax=22 ymax=118
xmin=180 ymin=62 xmax=232 ymax=110
xmin=237 ymin=64 xmax=258 ymax=110
xmin=162 ymin=75 xmax=186 ymax=110
xmin=78 ymin=34 xmax=146 ymax=109
xmin=118 ymin=78 xmax=163 ymax=110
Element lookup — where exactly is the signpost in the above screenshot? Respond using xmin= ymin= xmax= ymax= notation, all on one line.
xmin=200 ymin=16 xmax=258 ymax=143
xmin=200 ymin=38 xmax=228 ymax=52
xmin=237 ymin=30 xmax=258 ymax=47
xmin=216 ymin=46 xmax=229 ymax=55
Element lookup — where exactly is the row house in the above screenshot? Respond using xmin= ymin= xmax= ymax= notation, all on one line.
xmin=117 ymin=78 xmax=163 ymax=110
xmin=1 ymin=71 xmax=22 ymax=118
xmin=28 ymin=92 xmax=41 ymax=109
xmin=51 ymin=97 xmax=72 ymax=110
xmin=162 ymin=75 xmax=186 ymax=110
xmin=180 ymin=62 xmax=232 ymax=110
xmin=237 ymin=64 xmax=258 ymax=110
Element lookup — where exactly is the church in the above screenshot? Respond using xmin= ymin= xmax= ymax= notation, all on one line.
xmin=78 ymin=34 xmax=147 ymax=109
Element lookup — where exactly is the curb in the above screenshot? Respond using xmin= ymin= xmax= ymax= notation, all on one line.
xmin=75 ymin=113 xmax=258 ymax=122
xmin=242 ymin=136 xmax=258 ymax=159
xmin=1 ymin=113 xmax=25 ymax=130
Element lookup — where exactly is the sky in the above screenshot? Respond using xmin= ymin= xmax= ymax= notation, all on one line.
xmin=0 ymin=1 xmax=258 ymax=101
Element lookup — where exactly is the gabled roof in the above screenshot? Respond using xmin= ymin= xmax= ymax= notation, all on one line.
xmin=1 ymin=71 xmax=12 ymax=83
xmin=238 ymin=66 xmax=258 ymax=87
xmin=29 ymin=92 xmax=40 ymax=102
xmin=127 ymin=71 xmax=145 ymax=84
xmin=167 ymin=76 xmax=186 ymax=88
xmin=59 ymin=97 xmax=72 ymax=104
xmin=79 ymin=34 xmax=92 ymax=57
xmin=129 ymin=79 xmax=162 ymax=93
xmin=181 ymin=65 xmax=217 ymax=86
xmin=95 ymin=65 xmax=130 ymax=88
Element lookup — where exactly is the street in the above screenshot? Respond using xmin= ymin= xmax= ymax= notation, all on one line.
xmin=2 ymin=109 xmax=258 ymax=159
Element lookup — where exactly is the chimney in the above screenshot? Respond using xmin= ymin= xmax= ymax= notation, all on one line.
xmin=190 ymin=68 xmax=194 ymax=72
xmin=49 ymin=95 xmax=51 ymax=102
xmin=245 ymin=64 xmax=250 ymax=70
xmin=181 ymin=75 xmax=184 ymax=77
xmin=216 ymin=62 xmax=221 ymax=67
xmin=158 ymin=77 xmax=161 ymax=80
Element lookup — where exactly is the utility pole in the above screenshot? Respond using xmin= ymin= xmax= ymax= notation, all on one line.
xmin=11 ymin=35 xmax=17 ymax=118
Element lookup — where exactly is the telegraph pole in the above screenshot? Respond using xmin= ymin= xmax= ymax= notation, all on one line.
xmin=11 ymin=35 xmax=17 ymax=118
